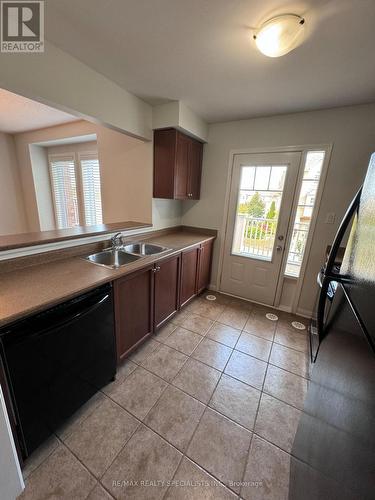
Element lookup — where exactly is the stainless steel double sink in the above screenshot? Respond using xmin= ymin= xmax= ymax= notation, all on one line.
xmin=84 ymin=242 xmax=170 ymax=269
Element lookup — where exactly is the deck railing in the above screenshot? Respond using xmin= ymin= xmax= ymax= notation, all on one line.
xmin=233 ymin=216 xmax=278 ymax=259
xmin=233 ymin=216 xmax=309 ymax=269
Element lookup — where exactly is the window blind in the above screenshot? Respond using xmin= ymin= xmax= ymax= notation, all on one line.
xmin=80 ymin=155 xmax=103 ymax=226
xmin=49 ymin=157 xmax=80 ymax=229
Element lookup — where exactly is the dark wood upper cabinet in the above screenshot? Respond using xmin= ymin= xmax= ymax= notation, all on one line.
xmin=153 ymin=128 xmax=203 ymax=200
xmin=175 ymin=132 xmax=190 ymax=199
xmin=114 ymin=265 xmax=154 ymax=362
xmin=179 ymin=246 xmax=200 ymax=307
xmin=197 ymin=240 xmax=213 ymax=293
xmin=187 ymin=137 xmax=203 ymax=199
xmin=154 ymin=254 xmax=180 ymax=329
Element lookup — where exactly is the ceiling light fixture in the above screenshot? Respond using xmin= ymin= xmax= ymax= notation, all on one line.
xmin=253 ymin=14 xmax=305 ymax=57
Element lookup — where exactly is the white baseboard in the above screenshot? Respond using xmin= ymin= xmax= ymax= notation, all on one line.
xmin=207 ymin=284 xmax=218 ymax=291
xmin=207 ymin=287 xmax=313 ymax=319
xmin=296 ymin=307 xmax=313 ymax=319
xmin=277 ymin=304 xmax=293 ymax=313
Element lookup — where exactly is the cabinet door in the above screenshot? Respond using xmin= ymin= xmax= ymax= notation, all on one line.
xmin=197 ymin=240 xmax=213 ymax=293
xmin=154 ymin=254 xmax=180 ymax=329
xmin=180 ymin=247 xmax=199 ymax=306
xmin=153 ymin=129 xmax=177 ymax=199
xmin=188 ymin=139 xmax=203 ymax=199
xmin=175 ymin=132 xmax=190 ymax=199
xmin=114 ymin=266 xmax=154 ymax=362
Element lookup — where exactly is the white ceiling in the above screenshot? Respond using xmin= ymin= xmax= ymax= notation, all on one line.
xmin=0 ymin=89 xmax=79 ymax=133
xmin=45 ymin=0 xmax=375 ymax=123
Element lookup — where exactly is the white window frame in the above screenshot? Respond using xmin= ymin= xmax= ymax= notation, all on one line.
xmin=217 ymin=143 xmax=332 ymax=313
xmin=48 ymin=150 xmax=102 ymax=229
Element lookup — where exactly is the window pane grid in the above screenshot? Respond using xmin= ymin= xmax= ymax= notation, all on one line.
xmin=80 ymin=156 xmax=103 ymax=226
xmin=49 ymin=153 xmax=102 ymax=230
xmin=285 ymin=151 xmax=325 ymax=277
xmin=232 ymin=165 xmax=287 ymax=261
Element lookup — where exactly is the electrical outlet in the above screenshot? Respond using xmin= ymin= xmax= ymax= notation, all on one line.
xmin=325 ymin=212 xmax=336 ymax=224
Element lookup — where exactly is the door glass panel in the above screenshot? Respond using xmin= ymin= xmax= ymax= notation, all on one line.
xmin=232 ymin=165 xmax=287 ymax=261
xmin=254 ymin=166 xmax=271 ymax=190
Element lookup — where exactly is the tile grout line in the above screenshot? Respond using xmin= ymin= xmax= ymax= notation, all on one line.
xmin=238 ymin=317 xmax=276 ymax=498
xmin=26 ymin=356 xmax=306 ymax=491
xmin=131 ymin=336 xmax=310 ymax=387
xmin=127 ymin=307 xmax=252 ymax=497
xmin=126 ymin=316 xmax=308 ymax=416
xmin=22 ymin=294 xmax=309 ymax=498
xmin=112 ymin=338 xmax=236 ymax=497
xmin=136 ymin=301 xmax=308 ymax=496
xmin=183 ymin=326 xmax=252 ymax=496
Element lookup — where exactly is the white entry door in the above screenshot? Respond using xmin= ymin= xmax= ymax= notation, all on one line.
xmin=220 ymin=152 xmax=301 ymax=305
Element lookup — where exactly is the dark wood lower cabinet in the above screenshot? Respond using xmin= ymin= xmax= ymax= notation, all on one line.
xmin=154 ymin=254 xmax=180 ymax=329
xmin=179 ymin=246 xmax=200 ymax=307
xmin=197 ymin=240 xmax=213 ymax=293
xmin=114 ymin=265 xmax=154 ymax=362
xmin=114 ymin=240 xmax=214 ymax=362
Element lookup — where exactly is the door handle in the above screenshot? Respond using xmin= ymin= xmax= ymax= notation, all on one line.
xmin=276 ymin=245 xmax=283 ymax=251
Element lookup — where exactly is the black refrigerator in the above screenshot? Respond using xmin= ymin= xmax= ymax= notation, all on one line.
xmin=290 ymin=154 xmax=375 ymax=500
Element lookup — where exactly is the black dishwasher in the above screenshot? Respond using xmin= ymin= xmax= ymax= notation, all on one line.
xmin=0 ymin=284 xmax=116 ymax=458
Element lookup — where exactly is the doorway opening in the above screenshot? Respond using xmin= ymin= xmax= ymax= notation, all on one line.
xmin=219 ymin=147 xmax=330 ymax=309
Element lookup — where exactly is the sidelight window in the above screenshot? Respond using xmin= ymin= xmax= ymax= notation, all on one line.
xmin=285 ymin=151 xmax=326 ymax=277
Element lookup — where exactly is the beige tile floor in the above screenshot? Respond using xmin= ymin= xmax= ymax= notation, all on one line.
xmin=19 ymin=293 xmax=310 ymax=500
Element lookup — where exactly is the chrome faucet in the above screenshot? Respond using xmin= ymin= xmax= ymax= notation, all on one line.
xmin=110 ymin=232 xmax=123 ymax=250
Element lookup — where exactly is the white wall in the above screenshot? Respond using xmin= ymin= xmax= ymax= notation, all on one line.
xmin=11 ymin=120 xmax=183 ymax=235
xmin=0 ymin=132 xmax=27 ymax=235
xmin=152 ymin=199 xmax=182 ymax=229
xmin=13 ymin=121 xmax=154 ymax=232
xmin=182 ymin=103 xmax=375 ymax=316
xmin=0 ymin=41 xmax=152 ymax=140
xmin=96 ymin=127 xmax=152 ymax=224
xmin=0 ymin=386 xmax=24 ymax=500
xmin=153 ymin=101 xmax=208 ymax=142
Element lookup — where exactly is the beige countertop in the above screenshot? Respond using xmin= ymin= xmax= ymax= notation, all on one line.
xmin=0 ymin=230 xmax=215 ymax=328
xmin=0 ymin=221 xmax=151 ymax=251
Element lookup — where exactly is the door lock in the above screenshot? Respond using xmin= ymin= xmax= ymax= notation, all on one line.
xmin=277 ymin=235 xmax=284 ymax=241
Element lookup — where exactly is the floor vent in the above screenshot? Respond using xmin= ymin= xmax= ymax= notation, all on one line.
xmin=266 ymin=313 xmax=278 ymax=321
xmin=206 ymin=294 xmax=217 ymax=301
xmin=291 ymin=321 xmax=306 ymax=330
